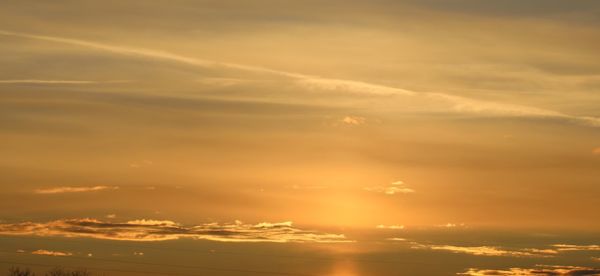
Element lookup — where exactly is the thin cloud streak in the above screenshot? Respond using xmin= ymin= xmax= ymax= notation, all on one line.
xmin=34 ymin=186 xmax=119 ymax=194
xmin=552 ymin=244 xmax=600 ymax=251
xmin=0 ymin=80 xmax=98 ymax=84
xmin=31 ymin=249 xmax=72 ymax=257
xmin=410 ymin=243 xmax=557 ymax=257
xmin=0 ymin=218 xmax=351 ymax=243
xmin=1 ymin=30 xmax=599 ymax=127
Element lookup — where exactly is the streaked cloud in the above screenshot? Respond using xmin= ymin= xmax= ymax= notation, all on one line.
xmin=2 ymin=30 xmax=599 ymax=127
xmin=299 ymin=78 xmax=415 ymax=96
xmin=552 ymin=244 xmax=600 ymax=251
xmin=411 ymin=243 xmax=557 ymax=257
xmin=459 ymin=265 xmax=600 ymax=276
xmin=34 ymin=186 xmax=119 ymax=194
xmin=387 ymin=237 xmax=407 ymax=241
xmin=31 ymin=249 xmax=72 ymax=257
xmin=375 ymin=225 xmax=405 ymax=230
xmin=0 ymin=80 xmax=98 ymax=84
xmin=126 ymin=219 xmax=178 ymax=226
xmin=129 ymin=160 xmax=153 ymax=169
xmin=364 ymin=180 xmax=414 ymax=195
xmin=436 ymin=223 xmax=466 ymax=228
xmin=0 ymin=218 xmax=351 ymax=243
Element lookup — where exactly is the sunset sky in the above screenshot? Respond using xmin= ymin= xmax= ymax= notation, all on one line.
xmin=1 ymin=1 xmax=600 ymax=275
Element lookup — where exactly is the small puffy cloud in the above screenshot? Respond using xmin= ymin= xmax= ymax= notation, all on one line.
xmin=459 ymin=265 xmax=600 ymax=276
xmin=364 ymin=180 xmax=414 ymax=195
xmin=375 ymin=225 xmax=405 ymax=230
xmin=31 ymin=249 xmax=72 ymax=256
xmin=0 ymin=218 xmax=351 ymax=243
xmin=106 ymin=214 xmax=117 ymax=219
xmin=34 ymin=186 xmax=118 ymax=194
xmin=552 ymin=244 xmax=600 ymax=251
xmin=341 ymin=116 xmax=366 ymax=126
xmin=133 ymin=252 xmax=144 ymax=256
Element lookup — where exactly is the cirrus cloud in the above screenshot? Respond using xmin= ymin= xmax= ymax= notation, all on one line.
xmin=34 ymin=186 xmax=119 ymax=194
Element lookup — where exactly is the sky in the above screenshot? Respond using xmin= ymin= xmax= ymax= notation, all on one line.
xmin=0 ymin=1 xmax=599 ymax=275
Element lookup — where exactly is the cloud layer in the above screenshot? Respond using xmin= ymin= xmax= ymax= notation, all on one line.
xmin=459 ymin=265 xmax=600 ymax=276
xmin=0 ymin=218 xmax=350 ymax=243
xmin=1 ymin=30 xmax=599 ymax=127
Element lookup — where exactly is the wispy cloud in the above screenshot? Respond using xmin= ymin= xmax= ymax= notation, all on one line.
xmin=387 ymin=237 xmax=407 ymax=241
xmin=0 ymin=80 xmax=99 ymax=84
xmin=2 ymin=30 xmax=599 ymax=127
xmin=411 ymin=243 xmax=557 ymax=257
xmin=552 ymin=244 xmax=600 ymax=251
xmin=436 ymin=223 xmax=466 ymax=228
xmin=341 ymin=116 xmax=367 ymax=126
xmin=31 ymin=249 xmax=72 ymax=257
xmin=34 ymin=186 xmax=119 ymax=194
xmin=459 ymin=265 xmax=600 ymax=276
xmin=364 ymin=180 xmax=414 ymax=195
xmin=375 ymin=224 xmax=405 ymax=230
xmin=0 ymin=218 xmax=351 ymax=243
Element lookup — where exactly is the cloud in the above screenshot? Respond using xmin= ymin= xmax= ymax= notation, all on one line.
xmin=2 ymin=30 xmax=599 ymax=127
xmin=552 ymin=244 xmax=600 ymax=251
xmin=34 ymin=186 xmax=119 ymax=194
xmin=458 ymin=265 xmax=600 ymax=276
xmin=593 ymin=148 xmax=600 ymax=155
xmin=341 ymin=116 xmax=367 ymax=126
xmin=0 ymin=80 xmax=98 ymax=84
xmin=126 ymin=219 xmax=178 ymax=226
xmin=387 ymin=238 xmax=407 ymax=241
xmin=0 ymin=218 xmax=351 ymax=243
xmin=31 ymin=249 xmax=72 ymax=257
xmin=364 ymin=180 xmax=415 ymax=195
xmin=299 ymin=78 xmax=415 ymax=96
xmin=106 ymin=214 xmax=117 ymax=219
xmin=375 ymin=225 xmax=405 ymax=230
xmin=436 ymin=223 xmax=466 ymax=228
xmin=411 ymin=243 xmax=557 ymax=257
xmin=129 ymin=160 xmax=153 ymax=169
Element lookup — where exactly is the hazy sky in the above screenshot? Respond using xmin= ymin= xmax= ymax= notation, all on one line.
xmin=1 ymin=1 xmax=599 ymax=275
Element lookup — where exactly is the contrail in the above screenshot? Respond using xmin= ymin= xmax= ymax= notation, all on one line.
xmin=1 ymin=30 xmax=598 ymax=127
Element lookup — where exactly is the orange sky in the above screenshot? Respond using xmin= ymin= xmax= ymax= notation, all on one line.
xmin=1 ymin=1 xmax=600 ymax=275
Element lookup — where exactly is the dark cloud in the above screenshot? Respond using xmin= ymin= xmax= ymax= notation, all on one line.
xmin=459 ymin=265 xmax=600 ymax=276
